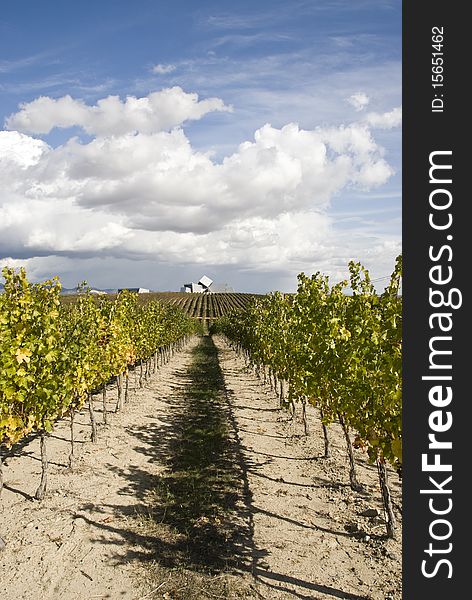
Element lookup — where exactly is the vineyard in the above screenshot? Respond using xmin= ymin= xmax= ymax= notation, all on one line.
xmin=213 ymin=256 xmax=402 ymax=539
xmin=145 ymin=292 xmax=263 ymax=320
xmin=0 ymin=268 xmax=195 ymax=499
xmin=0 ymin=261 xmax=402 ymax=600
xmin=61 ymin=292 xmax=262 ymax=322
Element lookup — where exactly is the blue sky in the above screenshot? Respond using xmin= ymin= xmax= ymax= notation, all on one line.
xmin=0 ymin=0 xmax=401 ymax=292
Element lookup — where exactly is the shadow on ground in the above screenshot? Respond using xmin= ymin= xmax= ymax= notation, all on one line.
xmin=133 ymin=334 xmax=256 ymax=572
xmin=76 ymin=335 xmax=259 ymax=597
xmin=75 ymin=336 xmax=371 ymax=599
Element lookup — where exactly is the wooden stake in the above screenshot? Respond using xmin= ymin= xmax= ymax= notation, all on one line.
xmin=302 ymin=400 xmax=309 ymax=436
xmin=35 ymin=433 xmax=48 ymax=501
xmin=124 ymin=373 xmax=129 ymax=404
xmin=69 ymin=411 xmax=75 ymax=468
xmin=320 ymin=409 xmax=330 ymax=458
xmin=377 ymin=458 xmax=397 ymax=538
xmin=339 ymin=413 xmax=364 ymax=492
xmin=88 ymin=394 xmax=98 ymax=443
xmin=0 ymin=446 xmax=4 ymax=497
xmin=116 ymin=374 xmax=123 ymax=411
xmin=102 ymin=384 xmax=108 ymax=424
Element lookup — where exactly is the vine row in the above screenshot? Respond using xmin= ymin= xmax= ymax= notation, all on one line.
xmin=0 ymin=268 xmax=195 ymax=500
xmin=213 ymin=256 xmax=402 ymax=537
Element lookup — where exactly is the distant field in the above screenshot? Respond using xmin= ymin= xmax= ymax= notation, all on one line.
xmin=61 ymin=291 xmax=263 ymax=320
xmin=146 ymin=292 xmax=262 ymax=320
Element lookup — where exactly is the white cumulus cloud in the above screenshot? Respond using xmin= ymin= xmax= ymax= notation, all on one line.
xmin=347 ymin=92 xmax=370 ymax=112
xmin=1 ymin=89 xmax=398 ymax=284
xmin=151 ymin=63 xmax=176 ymax=74
xmin=0 ymin=130 xmax=49 ymax=168
xmin=364 ymin=106 xmax=402 ymax=129
xmin=5 ymin=87 xmax=233 ymax=136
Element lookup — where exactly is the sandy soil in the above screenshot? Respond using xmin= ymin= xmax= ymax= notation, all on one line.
xmin=0 ymin=334 xmax=401 ymax=600
xmin=215 ymin=336 xmax=402 ymax=600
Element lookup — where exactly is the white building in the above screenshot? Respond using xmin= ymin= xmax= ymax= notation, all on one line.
xmin=118 ymin=287 xmax=150 ymax=294
xmin=199 ymin=275 xmax=213 ymax=289
xmin=181 ymin=275 xmax=213 ymax=293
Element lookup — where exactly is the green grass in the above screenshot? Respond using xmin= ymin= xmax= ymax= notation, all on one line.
xmin=132 ymin=335 xmax=255 ymax=599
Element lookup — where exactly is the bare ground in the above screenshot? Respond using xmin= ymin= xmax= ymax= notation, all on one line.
xmin=0 ymin=334 xmax=401 ymax=600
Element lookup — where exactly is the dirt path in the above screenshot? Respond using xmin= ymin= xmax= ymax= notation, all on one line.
xmin=0 ymin=335 xmax=401 ymax=600
xmin=214 ymin=335 xmax=402 ymax=600
xmin=0 ymin=337 xmax=201 ymax=599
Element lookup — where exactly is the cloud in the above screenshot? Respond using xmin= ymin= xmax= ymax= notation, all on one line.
xmin=151 ymin=63 xmax=176 ymax=74
xmin=209 ymin=32 xmax=293 ymax=50
xmin=1 ymin=122 xmax=393 ymax=234
xmin=5 ymin=87 xmax=233 ymax=136
xmin=1 ymin=89 xmax=397 ymax=284
xmin=0 ymin=51 xmax=56 ymax=74
xmin=0 ymin=130 xmax=49 ymax=168
xmin=347 ymin=92 xmax=370 ymax=111
xmin=364 ymin=105 xmax=402 ymax=129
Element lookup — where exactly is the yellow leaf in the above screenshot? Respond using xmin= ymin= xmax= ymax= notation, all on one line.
xmin=391 ymin=438 xmax=402 ymax=460
xmin=15 ymin=348 xmax=32 ymax=364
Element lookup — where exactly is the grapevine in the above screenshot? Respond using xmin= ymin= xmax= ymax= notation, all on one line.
xmin=215 ymin=256 xmax=402 ymax=537
xmin=0 ymin=268 xmax=195 ymax=499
